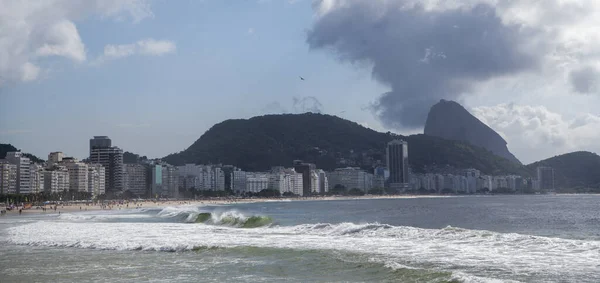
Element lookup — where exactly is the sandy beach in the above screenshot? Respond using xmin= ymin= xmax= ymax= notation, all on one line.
xmin=1 ymin=194 xmax=450 ymax=216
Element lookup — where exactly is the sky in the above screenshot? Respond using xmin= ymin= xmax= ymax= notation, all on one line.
xmin=0 ymin=0 xmax=599 ymax=164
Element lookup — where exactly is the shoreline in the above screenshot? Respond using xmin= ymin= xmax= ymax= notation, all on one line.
xmin=1 ymin=195 xmax=451 ymax=216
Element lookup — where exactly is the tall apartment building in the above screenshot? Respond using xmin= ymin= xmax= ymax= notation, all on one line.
xmin=293 ymin=160 xmax=316 ymax=196
xmin=88 ymin=164 xmax=106 ymax=197
xmin=89 ymin=136 xmax=124 ymax=194
xmin=386 ymin=140 xmax=409 ymax=192
xmin=4 ymin=152 xmax=31 ymax=194
xmin=150 ymin=162 xmax=179 ymax=198
xmin=43 ymin=166 xmax=70 ymax=193
xmin=124 ymin=163 xmax=148 ymax=197
xmin=62 ymin=158 xmax=89 ymax=192
xmin=29 ymin=163 xmax=45 ymax=194
xmin=537 ymin=166 xmax=555 ymax=191
xmin=0 ymin=161 xmax=17 ymax=194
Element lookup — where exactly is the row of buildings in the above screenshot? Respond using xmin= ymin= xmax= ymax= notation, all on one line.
xmin=0 ymin=151 xmax=106 ymax=196
xmin=0 ymin=137 xmax=555 ymax=198
xmin=409 ymin=167 xmax=555 ymax=193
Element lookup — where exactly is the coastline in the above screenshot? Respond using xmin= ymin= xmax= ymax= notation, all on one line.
xmin=1 ymin=194 xmax=451 ymax=216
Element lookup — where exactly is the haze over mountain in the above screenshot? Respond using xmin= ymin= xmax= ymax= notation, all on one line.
xmin=424 ymin=100 xmax=521 ymax=164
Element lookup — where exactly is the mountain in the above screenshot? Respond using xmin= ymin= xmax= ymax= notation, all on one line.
xmin=424 ymin=100 xmax=521 ymax=164
xmin=162 ymin=113 xmax=526 ymax=176
xmin=526 ymin=151 xmax=600 ymax=189
xmin=0 ymin=143 xmax=45 ymax=163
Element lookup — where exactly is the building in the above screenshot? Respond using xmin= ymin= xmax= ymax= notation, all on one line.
xmin=0 ymin=161 xmax=17 ymax=194
xmin=386 ymin=140 xmax=409 ymax=192
xmin=537 ymin=166 xmax=555 ymax=191
xmin=327 ymin=167 xmax=373 ymax=193
xmin=48 ymin=152 xmax=64 ymax=166
xmin=233 ymin=170 xmax=247 ymax=193
xmin=4 ymin=152 xmax=31 ymax=194
xmin=30 ymin=163 xmax=45 ymax=194
xmin=43 ymin=167 xmax=70 ymax=193
xmin=88 ymin=164 xmax=106 ymax=197
xmin=150 ymin=162 xmax=179 ymax=198
xmin=317 ymin=169 xmax=329 ymax=194
xmin=294 ymin=160 xmax=316 ymax=196
xmin=62 ymin=158 xmax=89 ymax=192
xmin=245 ymin=172 xmax=270 ymax=193
xmin=124 ymin=164 xmax=148 ymax=197
xmin=89 ymin=136 xmax=124 ymax=194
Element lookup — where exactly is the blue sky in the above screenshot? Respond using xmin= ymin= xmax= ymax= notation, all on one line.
xmin=1 ymin=0 xmax=600 ymax=163
xmin=0 ymin=0 xmax=386 ymax=160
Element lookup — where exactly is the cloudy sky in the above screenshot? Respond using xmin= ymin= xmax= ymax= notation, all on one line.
xmin=1 ymin=0 xmax=599 ymax=164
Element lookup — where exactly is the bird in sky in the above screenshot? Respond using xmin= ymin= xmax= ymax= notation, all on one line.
xmin=299 ymin=76 xmax=305 ymax=81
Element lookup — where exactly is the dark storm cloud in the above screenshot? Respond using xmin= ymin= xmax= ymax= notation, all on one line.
xmin=569 ymin=66 xmax=599 ymax=94
xmin=307 ymin=1 xmax=538 ymax=129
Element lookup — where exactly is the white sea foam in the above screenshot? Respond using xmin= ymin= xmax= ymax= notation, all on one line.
xmin=5 ymin=210 xmax=600 ymax=282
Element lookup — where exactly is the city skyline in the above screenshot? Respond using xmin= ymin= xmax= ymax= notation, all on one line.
xmin=1 ymin=1 xmax=600 ymax=164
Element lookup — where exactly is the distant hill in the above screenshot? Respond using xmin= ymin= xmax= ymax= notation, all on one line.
xmin=526 ymin=151 xmax=600 ymax=189
xmin=0 ymin=143 xmax=45 ymax=163
xmin=424 ymin=100 xmax=521 ymax=164
xmin=162 ymin=113 xmax=527 ymax=176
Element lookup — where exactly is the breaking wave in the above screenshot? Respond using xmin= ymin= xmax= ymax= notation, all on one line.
xmin=4 ymin=207 xmax=600 ymax=282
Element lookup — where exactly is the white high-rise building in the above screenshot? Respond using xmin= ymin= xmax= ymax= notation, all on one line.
xmin=29 ymin=163 xmax=45 ymax=194
xmin=88 ymin=164 xmax=106 ymax=197
xmin=43 ymin=167 xmax=70 ymax=193
xmin=0 ymin=161 xmax=17 ymax=194
xmin=4 ymin=152 xmax=31 ymax=194
xmin=62 ymin=158 xmax=89 ymax=192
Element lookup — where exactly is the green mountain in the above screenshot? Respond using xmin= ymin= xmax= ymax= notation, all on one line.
xmin=162 ymin=113 xmax=527 ymax=176
xmin=0 ymin=143 xmax=45 ymax=163
xmin=526 ymin=151 xmax=600 ymax=189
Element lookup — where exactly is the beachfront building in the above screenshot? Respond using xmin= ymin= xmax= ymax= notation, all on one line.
xmin=89 ymin=136 xmax=124 ymax=194
xmin=88 ymin=164 xmax=106 ymax=197
xmin=0 ymin=161 xmax=17 ymax=194
xmin=62 ymin=158 xmax=89 ymax=192
xmin=43 ymin=167 xmax=70 ymax=193
xmin=245 ymin=172 xmax=270 ymax=193
xmin=327 ymin=167 xmax=373 ymax=193
xmin=124 ymin=163 xmax=148 ymax=197
xmin=3 ymin=152 xmax=32 ymax=194
xmin=386 ymin=140 xmax=409 ymax=192
xmin=29 ymin=163 xmax=45 ymax=194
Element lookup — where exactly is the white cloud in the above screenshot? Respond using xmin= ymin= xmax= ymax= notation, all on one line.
xmin=98 ymin=39 xmax=176 ymax=62
xmin=473 ymin=104 xmax=600 ymax=163
xmin=0 ymin=0 xmax=153 ymax=86
xmin=137 ymin=39 xmax=176 ymax=56
xmin=247 ymin=28 xmax=255 ymax=35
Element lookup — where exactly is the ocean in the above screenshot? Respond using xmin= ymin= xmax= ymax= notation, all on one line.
xmin=1 ymin=195 xmax=599 ymax=282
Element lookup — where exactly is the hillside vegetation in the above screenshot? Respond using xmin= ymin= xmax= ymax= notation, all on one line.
xmin=526 ymin=151 xmax=600 ymax=189
xmin=163 ymin=113 xmax=527 ymax=176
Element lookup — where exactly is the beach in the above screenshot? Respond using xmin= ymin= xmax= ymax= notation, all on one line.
xmin=2 ymin=194 xmax=450 ymax=216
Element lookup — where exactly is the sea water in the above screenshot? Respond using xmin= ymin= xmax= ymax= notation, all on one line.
xmin=1 ymin=195 xmax=599 ymax=282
